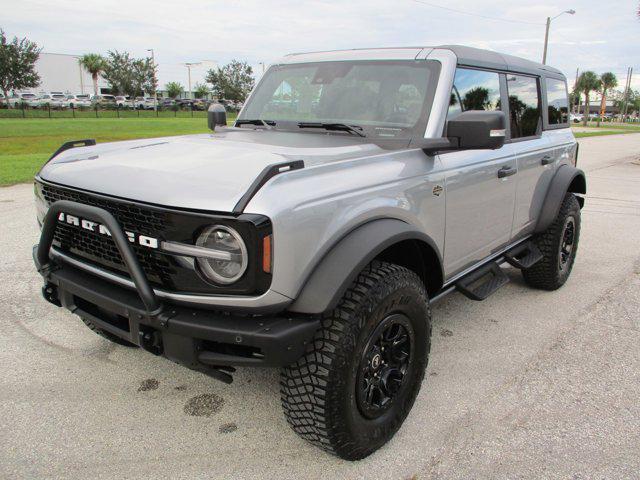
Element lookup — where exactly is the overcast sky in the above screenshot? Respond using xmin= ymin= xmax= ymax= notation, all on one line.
xmin=3 ymin=0 xmax=639 ymax=91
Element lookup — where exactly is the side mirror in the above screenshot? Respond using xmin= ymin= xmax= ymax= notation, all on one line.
xmin=207 ymin=103 xmax=227 ymax=130
xmin=446 ymin=110 xmax=506 ymax=150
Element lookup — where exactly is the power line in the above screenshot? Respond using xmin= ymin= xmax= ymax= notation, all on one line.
xmin=412 ymin=0 xmax=544 ymax=26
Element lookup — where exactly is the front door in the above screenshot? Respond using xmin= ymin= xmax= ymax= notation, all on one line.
xmin=440 ymin=67 xmax=517 ymax=277
xmin=441 ymin=145 xmax=518 ymax=276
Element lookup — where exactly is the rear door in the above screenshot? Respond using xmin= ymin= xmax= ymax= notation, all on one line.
xmin=506 ymin=74 xmax=557 ymax=237
xmin=441 ymin=68 xmax=517 ymax=276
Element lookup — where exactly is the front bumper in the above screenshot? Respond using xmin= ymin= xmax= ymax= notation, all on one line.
xmin=34 ymin=200 xmax=319 ymax=383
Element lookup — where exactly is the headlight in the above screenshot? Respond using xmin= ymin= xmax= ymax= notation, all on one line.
xmin=195 ymin=225 xmax=248 ymax=284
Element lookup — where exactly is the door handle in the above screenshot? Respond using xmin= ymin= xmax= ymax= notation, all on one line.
xmin=541 ymin=155 xmax=553 ymax=165
xmin=498 ymin=166 xmax=517 ymax=178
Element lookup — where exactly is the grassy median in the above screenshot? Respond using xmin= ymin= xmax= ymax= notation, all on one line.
xmin=572 ymin=123 xmax=640 ymax=138
xmin=0 ymin=117 xmax=232 ymax=186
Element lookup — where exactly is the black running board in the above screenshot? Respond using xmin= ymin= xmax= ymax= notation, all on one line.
xmin=504 ymin=241 xmax=543 ymax=270
xmin=455 ymin=262 xmax=509 ymax=301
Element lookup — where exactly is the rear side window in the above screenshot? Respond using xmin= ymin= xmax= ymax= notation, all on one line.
xmin=447 ymin=68 xmax=501 ymax=120
xmin=506 ymin=75 xmax=541 ymax=138
xmin=546 ymin=78 xmax=569 ymax=125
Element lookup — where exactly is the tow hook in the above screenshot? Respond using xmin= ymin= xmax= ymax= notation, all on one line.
xmin=138 ymin=326 xmax=163 ymax=355
xmin=42 ymin=284 xmax=61 ymax=307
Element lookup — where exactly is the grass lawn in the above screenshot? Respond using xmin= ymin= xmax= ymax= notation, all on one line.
xmin=0 ymin=116 xmax=235 ymax=186
xmin=572 ymin=122 xmax=640 ymax=138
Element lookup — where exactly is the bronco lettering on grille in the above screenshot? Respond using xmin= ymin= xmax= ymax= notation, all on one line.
xmin=57 ymin=212 xmax=159 ymax=249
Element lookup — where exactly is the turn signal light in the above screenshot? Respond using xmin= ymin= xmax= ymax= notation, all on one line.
xmin=262 ymin=235 xmax=272 ymax=273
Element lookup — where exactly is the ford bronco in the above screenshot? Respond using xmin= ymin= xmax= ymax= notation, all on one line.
xmin=33 ymin=45 xmax=585 ymax=460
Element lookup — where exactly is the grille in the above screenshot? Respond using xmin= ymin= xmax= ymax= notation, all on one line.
xmin=41 ymin=183 xmax=176 ymax=288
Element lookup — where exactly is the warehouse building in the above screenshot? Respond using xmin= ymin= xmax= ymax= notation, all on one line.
xmin=28 ymin=52 xmax=109 ymax=95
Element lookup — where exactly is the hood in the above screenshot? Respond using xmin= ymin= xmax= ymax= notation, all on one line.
xmin=39 ymin=129 xmax=386 ymax=212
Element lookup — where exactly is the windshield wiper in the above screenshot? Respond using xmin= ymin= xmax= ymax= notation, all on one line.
xmin=235 ymin=119 xmax=276 ymax=128
xmin=297 ymin=122 xmax=366 ymax=137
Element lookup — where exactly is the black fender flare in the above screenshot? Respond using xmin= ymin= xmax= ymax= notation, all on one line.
xmin=287 ymin=219 xmax=443 ymax=314
xmin=535 ymin=164 xmax=586 ymax=233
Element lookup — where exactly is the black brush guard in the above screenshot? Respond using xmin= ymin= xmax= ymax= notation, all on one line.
xmin=34 ymin=200 xmax=319 ymax=383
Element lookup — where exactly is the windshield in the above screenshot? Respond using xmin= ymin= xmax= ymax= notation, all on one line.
xmin=239 ymin=60 xmax=439 ymax=139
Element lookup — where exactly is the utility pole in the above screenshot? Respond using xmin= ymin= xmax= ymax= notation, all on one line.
xmin=185 ymin=62 xmax=202 ymax=99
xmin=147 ymin=48 xmax=157 ymax=110
xmin=622 ymin=67 xmax=633 ymax=122
xmin=542 ymin=17 xmax=551 ymax=65
xmin=542 ymin=9 xmax=576 ymax=64
xmin=79 ymin=60 xmax=85 ymax=95
xmin=573 ymin=68 xmax=579 ymax=113
xmin=620 ymin=67 xmax=630 ymax=120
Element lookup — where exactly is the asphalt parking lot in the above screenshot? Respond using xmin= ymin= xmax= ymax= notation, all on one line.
xmin=1 ymin=134 xmax=639 ymax=479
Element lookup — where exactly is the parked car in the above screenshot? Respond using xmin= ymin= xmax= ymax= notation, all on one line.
xmin=160 ymin=98 xmax=177 ymax=108
xmin=38 ymin=93 xmax=68 ymax=109
xmin=192 ymin=98 xmax=208 ymax=110
xmin=92 ymin=94 xmax=117 ymax=107
xmin=115 ymin=96 xmax=133 ymax=108
xmin=64 ymin=94 xmax=92 ymax=109
xmin=175 ymin=98 xmax=207 ymax=110
xmin=9 ymin=92 xmax=40 ymax=107
xmin=133 ymin=96 xmax=156 ymax=109
xmin=570 ymin=113 xmax=583 ymax=123
xmin=33 ymin=45 xmax=585 ymax=461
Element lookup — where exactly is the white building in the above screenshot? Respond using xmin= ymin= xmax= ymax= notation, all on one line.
xmin=29 ymin=52 xmax=109 ymax=95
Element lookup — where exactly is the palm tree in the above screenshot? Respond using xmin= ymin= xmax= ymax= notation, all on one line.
xmin=576 ymin=71 xmax=601 ymax=126
xmin=597 ymin=72 xmax=618 ymax=126
xmin=165 ymin=81 xmax=183 ymax=99
xmin=79 ymin=54 xmax=105 ymax=97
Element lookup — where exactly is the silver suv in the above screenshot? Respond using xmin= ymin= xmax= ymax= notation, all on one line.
xmin=33 ymin=45 xmax=585 ymax=460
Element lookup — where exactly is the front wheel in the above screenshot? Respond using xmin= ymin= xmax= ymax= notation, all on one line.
xmin=280 ymin=261 xmax=431 ymax=460
xmin=523 ymin=192 xmax=581 ymax=290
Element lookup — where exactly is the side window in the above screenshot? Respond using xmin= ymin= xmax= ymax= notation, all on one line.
xmin=546 ymin=78 xmax=569 ymax=125
xmin=506 ymin=75 xmax=541 ymax=138
xmin=447 ymin=68 xmax=501 ymax=120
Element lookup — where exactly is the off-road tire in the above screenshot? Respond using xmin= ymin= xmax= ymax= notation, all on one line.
xmin=280 ymin=261 xmax=431 ymax=460
xmin=523 ymin=192 xmax=581 ymax=290
xmin=81 ymin=318 xmax=138 ymax=347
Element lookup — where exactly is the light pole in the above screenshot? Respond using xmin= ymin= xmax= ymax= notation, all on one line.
xmin=542 ymin=9 xmax=575 ymax=64
xmin=185 ymin=62 xmax=202 ymax=99
xmin=147 ymin=48 xmax=157 ymax=110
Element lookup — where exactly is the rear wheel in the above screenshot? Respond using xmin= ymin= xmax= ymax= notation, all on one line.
xmin=280 ymin=261 xmax=431 ymax=460
xmin=523 ymin=192 xmax=581 ymax=290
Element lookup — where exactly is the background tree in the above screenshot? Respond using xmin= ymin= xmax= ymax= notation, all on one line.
xmin=101 ymin=51 xmax=155 ymax=98
xmin=102 ymin=51 xmax=133 ymax=95
xmin=205 ymin=60 xmax=254 ymax=101
xmin=79 ymin=53 xmax=105 ymax=97
xmin=130 ymin=57 xmax=156 ymax=99
xmin=165 ymin=81 xmax=183 ymax=99
xmin=597 ymin=72 xmax=618 ymax=126
xmin=576 ymin=71 xmax=601 ymax=126
xmin=193 ymin=82 xmax=210 ymax=99
xmin=462 ymin=87 xmax=491 ymax=110
xmin=0 ymin=30 xmax=41 ymax=107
